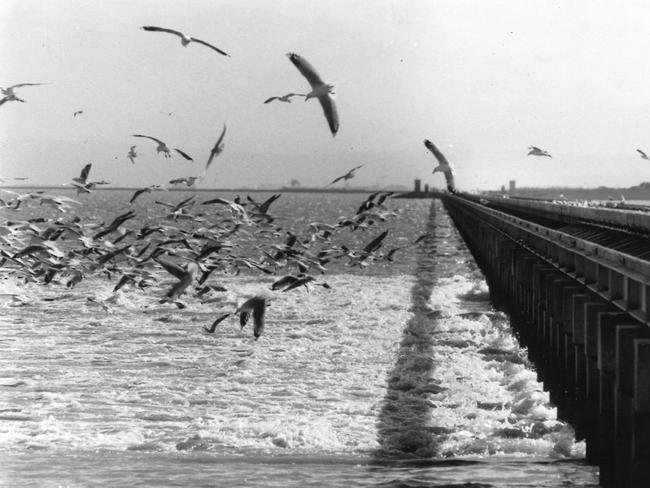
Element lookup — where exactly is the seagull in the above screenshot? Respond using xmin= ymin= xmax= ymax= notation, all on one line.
xmin=527 ymin=146 xmax=552 ymax=158
xmin=73 ymin=163 xmax=92 ymax=185
xmin=1 ymin=83 xmax=47 ymax=97
xmin=424 ymin=139 xmax=456 ymax=193
xmin=155 ymin=257 xmax=200 ymax=302
xmin=235 ymin=295 xmax=268 ymax=339
xmin=127 ymin=146 xmax=137 ymax=164
xmin=264 ymin=93 xmax=306 ymax=104
xmin=636 ymin=149 xmax=649 ymax=160
xmin=141 ymin=26 xmax=230 ymax=57
xmin=129 ymin=185 xmax=165 ymax=204
xmin=205 ymin=124 xmax=226 ymax=172
xmin=286 ymin=52 xmax=338 ymax=136
xmin=169 ymin=176 xmax=199 ymax=187
xmin=73 ymin=110 xmax=84 ymax=117
xmin=131 ymin=134 xmax=193 ymax=161
xmin=327 ymin=165 xmax=364 ymax=186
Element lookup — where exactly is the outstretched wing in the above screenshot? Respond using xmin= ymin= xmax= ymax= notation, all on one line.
xmin=318 ymin=94 xmax=339 ymax=136
xmin=264 ymin=97 xmax=278 ymax=104
xmin=190 ymin=37 xmax=230 ymax=56
xmin=132 ymin=134 xmax=165 ymax=145
xmin=155 ymin=257 xmax=188 ymax=281
xmin=78 ymin=163 xmax=92 ymax=182
xmin=173 ymin=148 xmax=194 ymax=161
xmin=129 ymin=187 xmax=149 ymax=204
xmin=424 ymin=139 xmax=450 ymax=167
xmin=141 ymin=26 xmax=185 ymax=38
xmin=637 ymin=149 xmax=648 ymax=158
xmin=286 ymin=52 xmax=324 ymax=88
xmin=206 ymin=124 xmax=227 ymax=171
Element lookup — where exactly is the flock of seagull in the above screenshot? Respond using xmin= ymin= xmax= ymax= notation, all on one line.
xmin=10 ymin=23 xmax=640 ymax=339
xmin=0 ymin=24 xmax=415 ymax=339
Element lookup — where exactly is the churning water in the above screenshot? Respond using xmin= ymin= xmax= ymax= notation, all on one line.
xmin=0 ymin=191 xmax=597 ymax=487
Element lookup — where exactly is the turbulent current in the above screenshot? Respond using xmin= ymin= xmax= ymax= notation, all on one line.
xmin=0 ymin=191 xmax=597 ymax=487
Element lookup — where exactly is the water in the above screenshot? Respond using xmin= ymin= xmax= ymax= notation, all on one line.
xmin=0 ymin=190 xmax=598 ymax=487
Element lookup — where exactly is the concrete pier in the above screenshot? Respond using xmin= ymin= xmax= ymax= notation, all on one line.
xmin=442 ymin=193 xmax=650 ymax=488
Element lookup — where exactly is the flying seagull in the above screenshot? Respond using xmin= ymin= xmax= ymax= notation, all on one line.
xmin=73 ymin=163 xmax=92 ymax=185
xmin=169 ymin=176 xmax=199 ymax=187
xmin=131 ymin=134 xmax=193 ymax=161
xmin=1 ymin=83 xmax=47 ymax=97
xmin=424 ymin=139 xmax=456 ymax=193
xmin=636 ymin=149 xmax=649 ymax=160
xmin=205 ymin=124 xmax=227 ymax=172
xmin=527 ymin=146 xmax=552 ymax=158
xmin=141 ymin=26 xmax=230 ymax=57
xmin=327 ymin=164 xmax=364 ymax=186
xmin=127 ymin=145 xmax=137 ymax=164
xmin=286 ymin=52 xmax=338 ymax=136
xmin=264 ymin=93 xmax=305 ymax=104
xmin=236 ymin=295 xmax=268 ymax=340
xmin=73 ymin=110 xmax=84 ymax=117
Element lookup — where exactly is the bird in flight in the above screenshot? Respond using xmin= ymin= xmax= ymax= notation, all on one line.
xmin=424 ymin=139 xmax=456 ymax=193
xmin=205 ymin=124 xmax=227 ymax=172
xmin=1 ymin=83 xmax=47 ymax=97
xmin=527 ymin=146 xmax=552 ymax=158
xmin=0 ymin=83 xmax=47 ymax=107
xmin=286 ymin=52 xmax=339 ymax=136
xmin=236 ymin=295 xmax=268 ymax=340
xmin=169 ymin=176 xmax=199 ymax=187
xmin=327 ymin=164 xmax=364 ymax=186
xmin=141 ymin=26 xmax=230 ymax=57
xmin=131 ymin=134 xmax=193 ymax=161
xmin=73 ymin=110 xmax=84 ymax=117
xmin=264 ymin=93 xmax=305 ymax=104
xmin=636 ymin=149 xmax=649 ymax=160
xmin=127 ymin=145 xmax=137 ymax=164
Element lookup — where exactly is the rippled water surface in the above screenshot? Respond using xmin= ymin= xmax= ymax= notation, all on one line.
xmin=0 ymin=191 xmax=598 ymax=486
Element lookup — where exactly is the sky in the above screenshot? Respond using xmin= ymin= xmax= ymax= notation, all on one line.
xmin=2 ymin=0 xmax=650 ymax=192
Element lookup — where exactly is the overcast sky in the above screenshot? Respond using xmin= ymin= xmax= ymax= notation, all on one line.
xmin=2 ymin=0 xmax=650 ymax=191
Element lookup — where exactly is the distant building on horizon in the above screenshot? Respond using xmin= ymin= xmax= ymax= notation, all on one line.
xmin=509 ymin=180 xmax=516 ymax=193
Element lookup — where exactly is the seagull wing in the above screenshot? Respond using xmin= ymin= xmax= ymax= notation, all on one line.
xmin=155 ymin=257 xmax=188 ymax=281
xmin=318 ymin=94 xmax=339 ymax=136
xmin=132 ymin=134 xmax=165 ymax=145
xmin=637 ymin=149 xmax=648 ymax=158
xmin=129 ymin=188 xmax=149 ymax=204
xmin=424 ymin=139 xmax=450 ymax=167
xmin=204 ymin=313 xmax=231 ymax=333
xmin=352 ymin=164 xmax=364 ymax=172
xmin=141 ymin=26 xmax=185 ymax=38
xmin=286 ymin=53 xmax=325 ymax=88
xmin=173 ymin=148 xmax=194 ymax=161
xmin=443 ymin=169 xmax=456 ymax=193
xmin=264 ymin=97 xmax=279 ymax=104
xmin=78 ymin=163 xmax=92 ymax=182
xmin=189 ymin=37 xmax=230 ymax=56
xmin=206 ymin=124 xmax=227 ymax=171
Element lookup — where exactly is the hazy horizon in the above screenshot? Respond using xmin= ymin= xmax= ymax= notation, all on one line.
xmin=2 ymin=0 xmax=650 ymax=193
